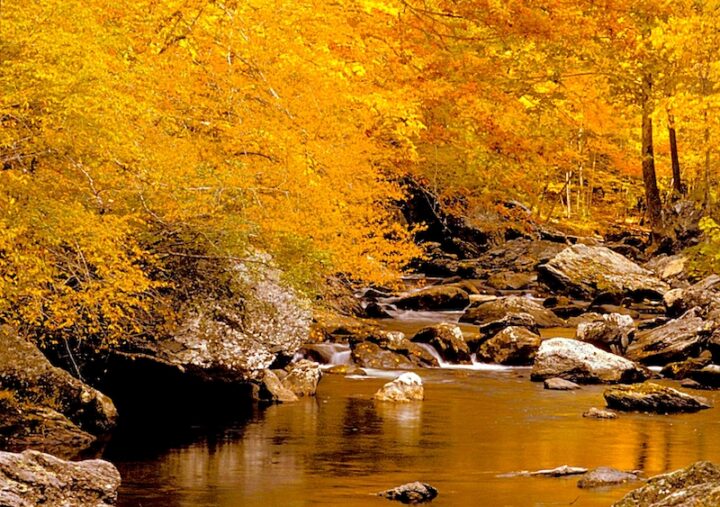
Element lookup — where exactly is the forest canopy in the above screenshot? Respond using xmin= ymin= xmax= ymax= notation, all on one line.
xmin=1 ymin=0 xmax=719 ymax=343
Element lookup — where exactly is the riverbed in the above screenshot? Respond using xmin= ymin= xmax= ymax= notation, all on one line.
xmin=107 ymin=366 xmax=720 ymax=506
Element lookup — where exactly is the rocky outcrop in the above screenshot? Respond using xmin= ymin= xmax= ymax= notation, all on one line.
xmin=393 ymin=286 xmax=470 ymax=311
xmin=476 ymin=327 xmax=541 ymax=365
xmin=577 ymin=467 xmax=640 ymax=489
xmin=378 ymin=481 xmax=438 ymax=504
xmin=576 ymin=313 xmax=635 ymax=355
xmin=604 ymin=383 xmax=712 ymax=413
xmin=411 ymin=324 xmax=471 ymax=364
xmin=374 ymin=373 xmax=424 ymax=402
xmin=538 ymin=245 xmax=669 ymax=299
xmin=0 ymin=449 xmax=121 ymax=507
xmin=625 ymin=309 xmax=710 ymax=365
xmin=613 ymin=461 xmax=720 ymax=507
xmin=0 ymin=327 xmax=116 ymax=457
xmin=531 ymin=338 xmax=650 ymax=384
xmin=460 ymin=296 xmax=564 ymax=328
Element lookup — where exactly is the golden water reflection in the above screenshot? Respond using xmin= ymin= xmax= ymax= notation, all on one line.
xmin=113 ymin=371 xmax=720 ymax=506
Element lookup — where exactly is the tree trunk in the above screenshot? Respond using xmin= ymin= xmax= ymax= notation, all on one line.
xmin=668 ymin=113 xmax=683 ymax=196
xmin=641 ymin=74 xmax=662 ymax=229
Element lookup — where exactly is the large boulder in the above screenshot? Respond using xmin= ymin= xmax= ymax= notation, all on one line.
xmin=531 ymin=338 xmax=650 ymax=384
xmin=604 ymin=383 xmax=712 ymax=413
xmin=0 ymin=449 xmax=121 ymax=507
xmin=374 ymin=373 xmax=424 ymax=402
xmin=625 ymin=308 xmax=710 ymax=365
xmin=460 ymin=296 xmax=565 ymax=328
xmin=613 ymin=461 xmax=720 ymax=507
xmin=351 ymin=342 xmax=416 ymax=370
xmin=0 ymin=327 xmax=117 ymax=457
xmin=538 ymin=244 xmax=669 ymax=299
xmin=476 ymin=327 xmax=541 ymax=365
xmin=411 ymin=324 xmax=471 ymax=364
xmin=366 ymin=331 xmax=440 ymax=368
xmin=576 ymin=313 xmax=635 ymax=355
xmin=393 ymin=286 xmax=470 ymax=311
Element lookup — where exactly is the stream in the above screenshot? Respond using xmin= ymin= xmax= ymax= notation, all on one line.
xmin=105 ymin=303 xmax=720 ymax=506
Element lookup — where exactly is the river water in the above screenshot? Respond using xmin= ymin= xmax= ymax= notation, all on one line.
xmin=107 ymin=364 xmax=720 ymax=506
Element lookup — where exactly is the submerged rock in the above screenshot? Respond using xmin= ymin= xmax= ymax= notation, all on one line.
xmin=460 ymin=296 xmax=565 ymax=328
xmin=538 ymin=244 xmax=669 ymax=299
xmin=393 ymin=286 xmax=470 ymax=311
xmin=604 ymin=383 xmax=712 ymax=413
xmin=411 ymin=323 xmax=471 ymax=364
xmin=378 ymin=481 xmax=438 ymax=504
xmin=529 ymin=465 xmax=588 ymax=477
xmin=577 ymin=467 xmax=640 ymax=489
xmin=625 ymin=309 xmax=709 ymax=365
xmin=477 ymin=326 xmax=541 ymax=366
xmin=531 ymin=338 xmax=650 ymax=384
xmin=613 ymin=461 xmax=720 ymax=507
xmin=0 ymin=449 xmax=121 ymax=507
xmin=544 ymin=378 xmax=581 ymax=391
xmin=374 ymin=373 xmax=424 ymax=402
xmin=582 ymin=407 xmax=618 ymax=419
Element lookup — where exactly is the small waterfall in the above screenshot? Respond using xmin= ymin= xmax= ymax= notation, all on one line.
xmin=299 ymin=343 xmax=352 ymax=366
xmin=415 ymin=343 xmax=450 ymax=368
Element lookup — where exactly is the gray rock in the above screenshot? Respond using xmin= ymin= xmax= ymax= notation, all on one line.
xmin=460 ymin=296 xmax=565 ymax=328
xmin=576 ymin=313 xmax=635 ymax=355
xmin=411 ymin=323 xmax=471 ymax=364
xmin=282 ymin=360 xmax=321 ymax=397
xmin=539 ymin=244 xmax=669 ymax=299
xmin=378 ymin=481 xmax=438 ymax=504
xmin=664 ymin=275 xmax=720 ymax=318
xmin=626 ymin=309 xmax=710 ymax=365
xmin=529 ymin=465 xmax=588 ymax=477
xmin=0 ymin=449 xmax=121 ymax=507
xmin=477 ymin=313 xmax=539 ymax=339
xmin=604 ymin=383 xmax=712 ymax=413
xmin=544 ymin=378 xmax=581 ymax=390
xmin=531 ymin=338 xmax=650 ymax=384
xmin=477 ymin=327 xmax=541 ymax=365
xmin=613 ymin=461 xmax=720 ymax=506
xmin=393 ymin=286 xmax=470 ymax=311
xmin=577 ymin=467 xmax=640 ymax=489
xmin=374 ymin=373 xmax=424 ymax=402
xmin=583 ymin=407 xmax=618 ymax=419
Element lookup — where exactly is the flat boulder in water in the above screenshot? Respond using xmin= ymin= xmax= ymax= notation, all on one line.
xmin=538 ymin=244 xmax=669 ymax=299
xmin=393 ymin=286 xmax=470 ymax=311
xmin=460 ymin=296 xmax=565 ymax=328
xmin=378 ymin=481 xmax=438 ymax=504
xmin=531 ymin=338 xmax=650 ymax=384
xmin=544 ymin=378 xmax=581 ymax=390
xmin=0 ymin=449 xmax=121 ymax=507
xmin=374 ymin=373 xmax=424 ymax=402
xmin=604 ymin=383 xmax=712 ymax=413
xmin=625 ymin=309 xmax=709 ymax=365
xmin=613 ymin=461 xmax=720 ymax=506
xmin=577 ymin=467 xmax=640 ymax=489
